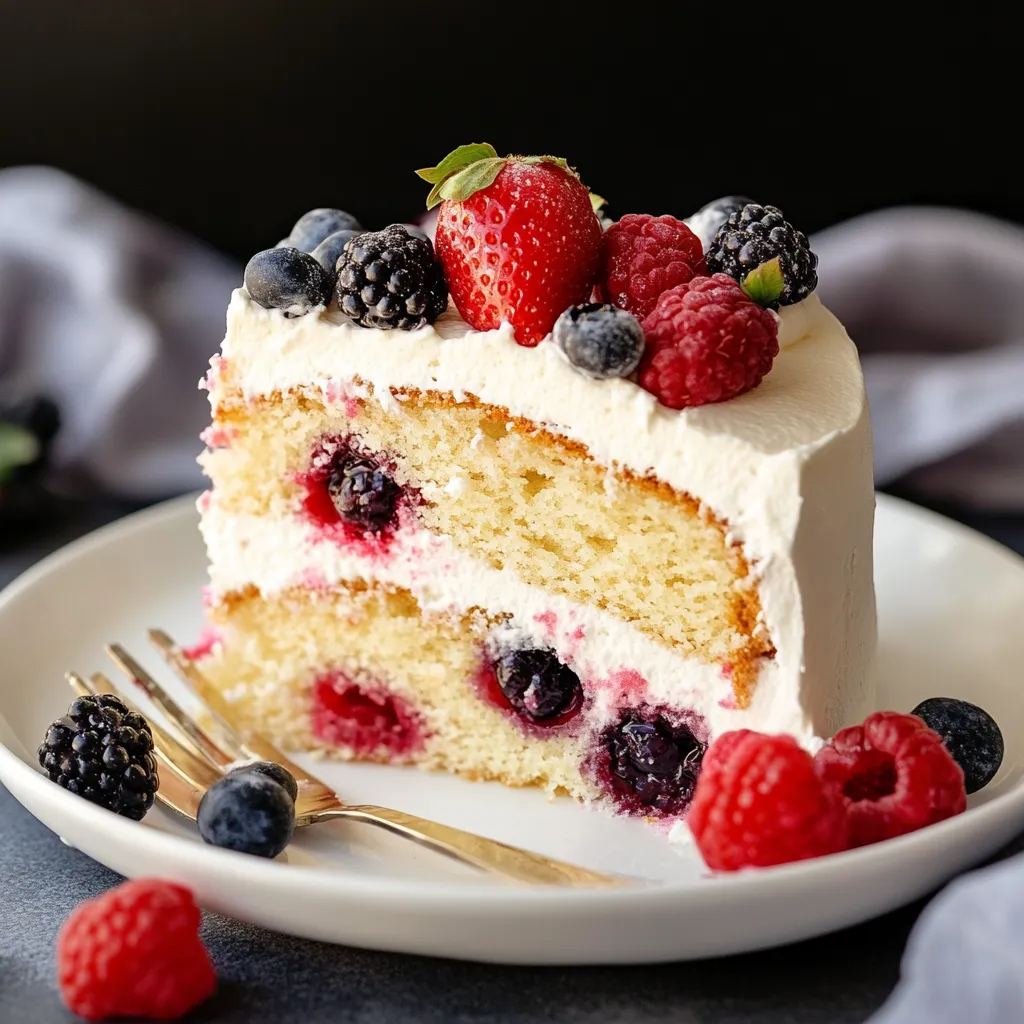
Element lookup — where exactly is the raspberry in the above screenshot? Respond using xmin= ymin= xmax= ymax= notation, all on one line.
xmin=598 ymin=214 xmax=706 ymax=320
xmin=57 ymin=878 xmax=216 ymax=1021
xmin=815 ymin=711 xmax=967 ymax=847
xmin=638 ymin=274 xmax=779 ymax=409
xmin=689 ymin=732 xmax=848 ymax=871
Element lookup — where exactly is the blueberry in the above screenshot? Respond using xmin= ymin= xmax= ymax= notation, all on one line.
xmin=228 ymin=761 xmax=298 ymax=802
xmin=311 ymin=229 xmax=364 ymax=275
xmin=684 ymin=195 xmax=755 ymax=251
xmin=912 ymin=697 xmax=1004 ymax=794
xmin=327 ymin=454 xmax=400 ymax=531
xmin=288 ymin=208 xmax=363 ymax=252
xmin=244 ymin=248 xmax=333 ymax=317
xmin=494 ymin=649 xmax=582 ymax=722
xmin=197 ymin=772 xmax=295 ymax=858
xmin=606 ymin=710 xmax=704 ymax=814
xmin=552 ymin=303 xmax=645 ymax=380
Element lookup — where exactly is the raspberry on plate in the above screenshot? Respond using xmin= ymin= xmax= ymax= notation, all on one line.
xmin=57 ymin=878 xmax=215 ymax=1021
xmin=689 ymin=731 xmax=848 ymax=871
xmin=597 ymin=214 xmax=706 ymax=320
xmin=420 ymin=143 xmax=603 ymax=346
xmin=638 ymin=274 xmax=780 ymax=409
xmin=815 ymin=711 xmax=967 ymax=848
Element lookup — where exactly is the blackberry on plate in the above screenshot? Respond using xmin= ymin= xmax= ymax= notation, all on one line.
xmin=37 ymin=694 xmax=159 ymax=821
xmin=244 ymin=247 xmax=333 ymax=317
xmin=335 ymin=224 xmax=448 ymax=330
xmin=911 ymin=697 xmax=1004 ymax=794
xmin=311 ymin=229 xmax=364 ymax=276
xmin=553 ymin=303 xmax=645 ymax=379
xmin=494 ymin=648 xmax=582 ymax=722
xmin=327 ymin=451 xmax=400 ymax=530
xmin=197 ymin=772 xmax=295 ymax=858
xmin=684 ymin=195 xmax=753 ymax=251
xmin=227 ymin=760 xmax=299 ymax=802
xmin=288 ymin=208 xmax=362 ymax=252
xmin=606 ymin=709 xmax=705 ymax=815
xmin=705 ymin=202 xmax=817 ymax=308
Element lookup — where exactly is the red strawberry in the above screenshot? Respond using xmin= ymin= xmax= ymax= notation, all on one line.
xmin=419 ymin=144 xmax=602 ymax=346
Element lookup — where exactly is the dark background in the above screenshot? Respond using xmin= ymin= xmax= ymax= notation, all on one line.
xmin=0 ymin=3 xmax=1015 ymax=260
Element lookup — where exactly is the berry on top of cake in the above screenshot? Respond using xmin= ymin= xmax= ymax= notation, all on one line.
xmin=418 ymin=143 xmax=603 ymax=346
xmin=195 ymin=145 xmax=873 ymax=833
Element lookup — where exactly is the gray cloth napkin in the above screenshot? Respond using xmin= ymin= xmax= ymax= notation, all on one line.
xmin=2 ymin=168 xmax=1024 ymax=1020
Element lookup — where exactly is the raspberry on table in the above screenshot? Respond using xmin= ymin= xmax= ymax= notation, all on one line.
xmin=598 ymin=214 xmax=706 ymax=320
xmin=638 ymin=274 xmax=780 ymax=409
xmin=705 ymin=202 xmax=817 ymax=308
xmin=688 ymin=731 xmax=848 ymax=871
xmin=815 ymin=711 xmax=967 ymax=848
xmin=57 ymin=878 xmax=216 ymax=1021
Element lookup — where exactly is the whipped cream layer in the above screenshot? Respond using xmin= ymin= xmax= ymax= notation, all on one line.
xmin=202 ymin=502 xmax=815 ymax=740
xmin=205 ymin=290 xmax=877 ymax=738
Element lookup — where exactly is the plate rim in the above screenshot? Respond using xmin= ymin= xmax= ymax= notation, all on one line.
xmin=1 ymin=491 xmax=1023 ymax=915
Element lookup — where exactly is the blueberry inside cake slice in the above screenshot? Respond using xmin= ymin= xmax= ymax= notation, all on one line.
xmin=194 ymin=145 xmax=876 ymax=824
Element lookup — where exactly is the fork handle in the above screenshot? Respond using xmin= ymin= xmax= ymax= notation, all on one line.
xmin=305 ymin=804 xmax=625 ymax=887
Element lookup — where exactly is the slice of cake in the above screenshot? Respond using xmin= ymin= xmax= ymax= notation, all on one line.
xmin=194 ymin=146 xmax=876 ymax=822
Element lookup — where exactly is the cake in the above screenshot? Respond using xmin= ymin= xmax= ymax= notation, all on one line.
xmin=194 ymin=146 xmax=876 ymax=823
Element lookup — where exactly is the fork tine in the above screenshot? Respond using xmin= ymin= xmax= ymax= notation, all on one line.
xmin=147 ymin=629 xmax=317 ymax=787
xmin=106 ymin=642 xmax=242 ymax=767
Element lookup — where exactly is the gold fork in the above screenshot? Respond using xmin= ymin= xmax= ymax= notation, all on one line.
xmin=66 ymin=629 xmax=624 ymax=887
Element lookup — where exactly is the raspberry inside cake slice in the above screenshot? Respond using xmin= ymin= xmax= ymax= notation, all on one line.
xmin=194 ymin=150 xmax=876 ymax=824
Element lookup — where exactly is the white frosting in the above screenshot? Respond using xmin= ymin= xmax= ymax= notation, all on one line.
xmin=204 ymin=289 xmax=877 ymax=739
xmin=202 ymin=502 xmax=822 ymax=741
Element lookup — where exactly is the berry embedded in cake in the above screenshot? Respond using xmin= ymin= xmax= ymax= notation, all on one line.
xmin=194 ymin=148 xmax=877 ymax=827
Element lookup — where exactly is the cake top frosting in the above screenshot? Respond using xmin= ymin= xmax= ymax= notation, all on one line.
xmin=238 ymin=142 xmax=822 ymax=418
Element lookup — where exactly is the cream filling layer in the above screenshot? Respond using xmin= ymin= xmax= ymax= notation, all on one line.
xmin=200 ymin=500 xmax=819 ymax=743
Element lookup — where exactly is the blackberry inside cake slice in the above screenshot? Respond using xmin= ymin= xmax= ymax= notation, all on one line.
xmin=194 ymin=156 xmax=876 ymax=824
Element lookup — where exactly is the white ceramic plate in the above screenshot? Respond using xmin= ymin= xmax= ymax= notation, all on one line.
xmin=1 ymin=494 xmax=1023 ymax=964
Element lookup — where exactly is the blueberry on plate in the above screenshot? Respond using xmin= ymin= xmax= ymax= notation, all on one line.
xmin=244 ymin=247 xmax=333 ymax=317
xmin=227 ymin=760 xmax=298 ymax=802
xmin=911 ymin=696 xmax=1004 ymax=794
xmin=197 ymin=772 xmax=295 ymax=858
xmin=553 ymin=303 xmax=645 ymax=379
xmin=288 ymin=208 xmax=363 ymax=252
xmin=311 ymin=228 xmax=364 ymax=276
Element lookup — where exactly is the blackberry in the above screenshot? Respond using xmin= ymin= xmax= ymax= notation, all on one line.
xmin=553 ymin=303 xmax=644 ymax=379
xmin=244 ymin=247 xmax=333 ymax=317
xmin=606 ymin=709 xmax=705 ymax=815
xmin=197 ymin=772 xmax=295 ymax=858
xmin=37 ymin=694 xmax=159 ymax=821
xmin=685 ymin=195 xmax=753 ymax=251
xmin=327 ymin=452 xmax=399 ymax=530
xmin=288 ymin=208 xmax=363 ymax=252
xmin=912 ymin=697 xmax=1004 ymax=795
xmin=494 ymin=648 xmax=582 ymax=722
xmin=335 ymin=225 xmax=448 ymax=330
xmin=227 ymin=761 xmax=299 ymax=802
xmin=705 ymin=203 xmax=817 ymax=308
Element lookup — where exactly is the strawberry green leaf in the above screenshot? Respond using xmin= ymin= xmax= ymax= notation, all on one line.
xmin=415 ymin=143 xmax=498 ymax=185
xmin=431 ymin=157 xmax=507 ymax=209
xmin=0 ymin=424 xmax=39 ymax=485
xmin=518 ymin=155 xmax=571 ymax=172
xmin=589 ymin=192 xmax=608 ymax=214
xmin=741 ymin=258 xmax=785 ymax=306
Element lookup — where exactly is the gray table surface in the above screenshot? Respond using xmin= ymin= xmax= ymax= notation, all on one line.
xmin=2 ymin=496 xmax=1023 ymax=1024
